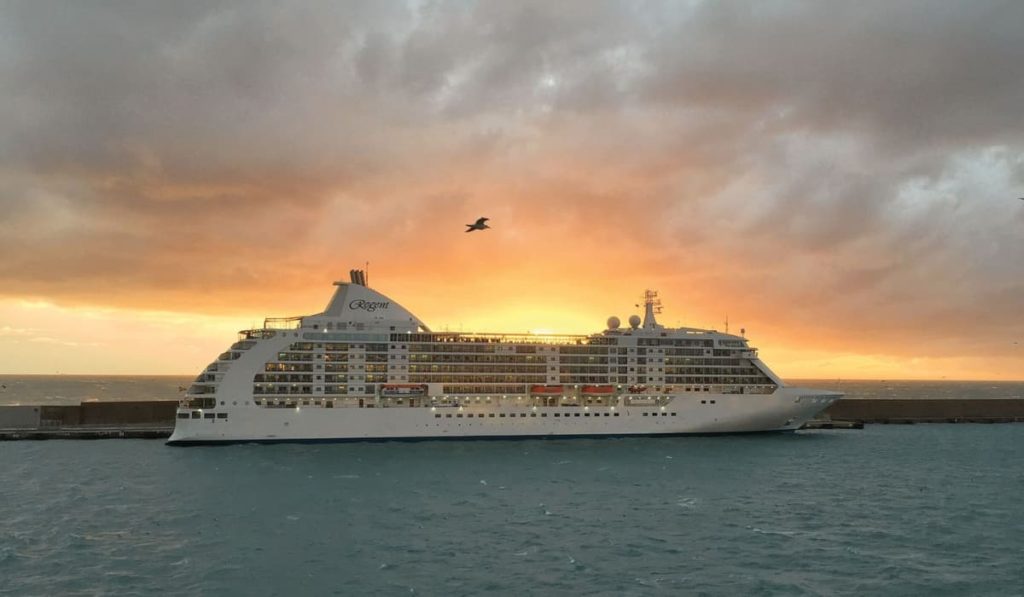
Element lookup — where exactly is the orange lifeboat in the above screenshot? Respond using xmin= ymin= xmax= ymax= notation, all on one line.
xmin=530 ymin=385 xmax=564 ymax=395
xmin=581 ymin=385 xmax=615 ymax=395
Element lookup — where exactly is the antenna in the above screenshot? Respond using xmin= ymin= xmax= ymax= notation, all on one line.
xmin=640 ymin=290 xmax=663 ymax=329
xmin=365 ymin=261 xmax=370 ymax=286
xmin=724 ymin=315 xmax=729 ymax=334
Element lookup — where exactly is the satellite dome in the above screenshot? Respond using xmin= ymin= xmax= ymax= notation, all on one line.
xmin=607 ymin=316 xmax=621 ymax=330
xmin=628 ymin=315 xmax=641 ymax=329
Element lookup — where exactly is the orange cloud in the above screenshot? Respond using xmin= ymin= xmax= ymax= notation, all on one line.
xmin=1 ymin=1 xmax=1022 ymax=379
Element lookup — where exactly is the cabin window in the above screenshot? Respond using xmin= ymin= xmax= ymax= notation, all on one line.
xmin=177 ymin=413 xmax=190 ymax=419
xmin=216 ymin=413 xmax=228 ymax=419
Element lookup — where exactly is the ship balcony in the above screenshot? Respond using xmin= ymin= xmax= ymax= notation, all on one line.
xmin=239 ymin=329 xmax=277 ymax=340
xmin=180 ymin=397 xmax=215 ymax=409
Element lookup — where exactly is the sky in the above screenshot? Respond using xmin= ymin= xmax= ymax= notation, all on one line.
xmin=1 ymin=0 xmax=1022 ymax=379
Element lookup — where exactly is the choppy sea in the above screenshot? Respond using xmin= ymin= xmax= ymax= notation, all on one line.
xmin=1 ymin=377 xmax=1023 ymax=596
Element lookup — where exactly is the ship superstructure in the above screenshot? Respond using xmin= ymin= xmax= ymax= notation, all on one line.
xmin=168 ymin=270 xmax=841 ymax=444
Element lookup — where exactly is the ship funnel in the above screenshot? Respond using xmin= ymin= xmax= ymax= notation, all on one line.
xmin=349 ymin=269 xmax=367 ymax=286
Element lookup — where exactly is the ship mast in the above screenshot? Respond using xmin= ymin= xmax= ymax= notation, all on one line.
xmin=641 ymin=290 xmax=663 ymax=329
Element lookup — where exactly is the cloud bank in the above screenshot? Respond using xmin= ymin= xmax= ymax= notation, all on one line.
xmin=1 ymin=1 xmax=1022 ymax=377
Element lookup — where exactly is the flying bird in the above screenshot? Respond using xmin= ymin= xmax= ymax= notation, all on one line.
xmin=465 ymin=217 xmax=490 ymax=232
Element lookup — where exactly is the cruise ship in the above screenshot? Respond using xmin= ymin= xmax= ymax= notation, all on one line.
xmin=167 ymin=270 xmax=842 ymax=445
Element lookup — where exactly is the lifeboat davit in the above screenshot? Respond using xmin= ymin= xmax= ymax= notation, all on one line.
xmin=381 ymin=384 xmax=427 ymax=397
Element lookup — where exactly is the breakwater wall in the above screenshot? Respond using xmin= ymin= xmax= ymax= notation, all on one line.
xmin=1 ymin=401 xmax=177 ymax=439
xmin=823 ymin=398 xmax=1024 ymax=424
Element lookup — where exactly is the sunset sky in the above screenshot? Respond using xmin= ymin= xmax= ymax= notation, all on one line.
xmin=1 ymin=1 xmax=1022 ymax=379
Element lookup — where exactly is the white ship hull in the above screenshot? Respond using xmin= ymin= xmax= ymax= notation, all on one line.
xmin=167 ymin=387 xmax=840 ymax=445
xmin=168 ymin=274 xmax=843 ymax=446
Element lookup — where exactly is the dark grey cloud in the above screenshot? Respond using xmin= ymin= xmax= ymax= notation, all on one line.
xmin=0 ymin=0 xmax=1022 ymax=369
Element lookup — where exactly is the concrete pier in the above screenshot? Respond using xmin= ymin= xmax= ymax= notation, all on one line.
xmin=822 ymin=398 xmax=1024 ymax=424
xmin=1 ymin=401 xmax=177 ymax=440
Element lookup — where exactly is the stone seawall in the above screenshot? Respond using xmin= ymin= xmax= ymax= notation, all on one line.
xmin=823 ymin=398 xmax=1024 ymax=424
xmin=1 ymin=401 xmax=178 ymax=439
xmin=1 ymin=401 xmax=179 ymax=428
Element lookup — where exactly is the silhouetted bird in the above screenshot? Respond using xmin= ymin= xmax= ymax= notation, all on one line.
xmin=465 ymin=217 xmax=490 ymax=232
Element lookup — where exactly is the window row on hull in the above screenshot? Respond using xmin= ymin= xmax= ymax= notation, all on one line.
xmin=239 ymin=385 xmax=777 ymax=410
xmin=409 ymin=375 xmax=548 ymax=384
xmin=408 ymin=354 xmax=549 ymax=364
xmin=408 ymin=365 xmax=548 ymax=374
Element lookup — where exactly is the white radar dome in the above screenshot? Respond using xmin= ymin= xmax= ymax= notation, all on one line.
xmin=607 ymin=316 xmax=621 ymax=330
xmin=628 ymin=315 xmax=641 ymax=329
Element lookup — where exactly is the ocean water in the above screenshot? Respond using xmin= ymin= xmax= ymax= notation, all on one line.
xmin=0 ymin=375 xmax=192 ymax=406
xmin=2 ymin=379 xmax=1023 ymax=595
xmin=1 ymin=426 xmax=1023 ymax=595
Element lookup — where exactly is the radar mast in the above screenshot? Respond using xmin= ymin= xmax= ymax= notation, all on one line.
xmin=641 ymin=290 xmax=663 ymax=329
